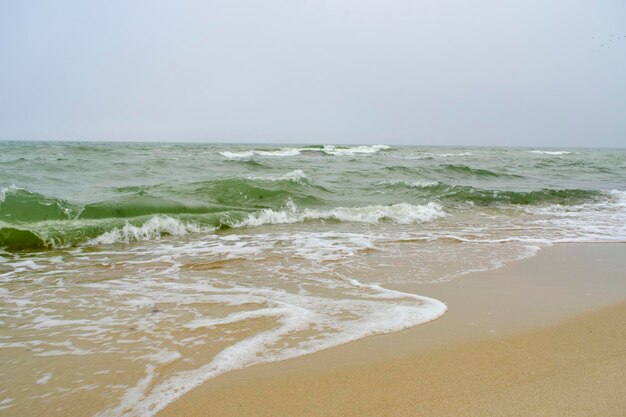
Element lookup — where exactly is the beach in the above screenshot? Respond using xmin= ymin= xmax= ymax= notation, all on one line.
xmin=1 ymin=143 xmax=625 ymax=417
xmin=3 ymin=1 xmax=625 ymax=414
xmin=0 ymin=0 xmax=626 ymax=417
xmin=158 ymin=243 xmax=626 ymax=417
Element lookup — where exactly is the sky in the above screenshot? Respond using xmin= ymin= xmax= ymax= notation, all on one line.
xmin=0 ymin=0 xmax=625 ymax=147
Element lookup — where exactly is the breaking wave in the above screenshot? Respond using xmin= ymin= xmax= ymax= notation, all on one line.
xmin=219 ymin=144 xmax=390 ymax=158
xmin=528 ymin=150 xmax=572 ymax=155
xmin=0 ymin=181 xmax=616 ymax=251
xmin=236 ymin=201 xmax=445 ymax=227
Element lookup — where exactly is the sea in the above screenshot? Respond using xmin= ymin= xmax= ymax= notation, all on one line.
xmin=1 ymin=142 xmax=625 ymax=417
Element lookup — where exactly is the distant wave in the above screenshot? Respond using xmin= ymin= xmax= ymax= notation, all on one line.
xmin=219 ymin=149 xmax=301 ymax=158
xmin=376 ymin=180 xmax=440 ymax=188
xmin=319 ymin=144 xmax=390 ymax=156
xmin=439 ymin=164 xmax=522 ymax=178
xmin=528 ymin=150 xmax=572 ymax=155
xmin=377 ymin=181 xmax=602 ymax=205
xmin=400 ymin=152 xmax=472 ymax=160
xmin=246 ymin=169 xmax=308 ymax=183
xmin=219 ymin=144 xmax=390 ymax=159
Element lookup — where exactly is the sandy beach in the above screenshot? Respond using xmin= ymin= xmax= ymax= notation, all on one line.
xmin=158 ymin=243 xmax=626 ymax=417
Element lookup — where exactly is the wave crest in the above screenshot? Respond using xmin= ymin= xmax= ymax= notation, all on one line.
xmin=88 ymin=216 xmax=208 ymax=245
xmin=236 ymin=201 xmax=445 ymax=227
xmin=529 ymin=150 xmax=571 ymax=155
xmin=247 ymin=169 xmax=308 ymax=183
xmin=219 ymin=145 xmax=390 ymax=159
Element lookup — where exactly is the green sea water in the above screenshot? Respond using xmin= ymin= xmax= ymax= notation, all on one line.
xmin=1 ymin=142 xmax=624 ymax=250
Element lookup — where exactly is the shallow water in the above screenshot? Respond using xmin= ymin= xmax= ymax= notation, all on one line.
xmin=1 ymin=143 xmax=625 ymax=416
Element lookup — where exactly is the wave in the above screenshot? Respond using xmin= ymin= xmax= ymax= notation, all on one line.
xmin=376 ymin=180 xmax=440 ymax=188
xmin=0 ymin=200 xmax=445 ymax=250
xmin=219 ymin=148 xmax=301 ymax=158
xmin=0 ymin=226 xmax=46 ymax=251
xmin=236 ymin=201 xmax=445 ymax=227
xmin=378 ymin=181 xmax=602 ymax=205
xmin=224 ymin=158 xmax=266 ymax=167
xmin=1 ymin=176 xmax=329 ymax=223
xmin=219 ymin=144 xmax=390 ymax=159
xmin=529 ymin=150 xmax=571 ymax=155
xmin=87 ymin=216 xmax=209 ymax=245
xmin=189 ymin=177 xmax=327 ymax=208
xmin=401 ymin=152 xmax=472 ymax=160
xmin=319 ymin=144 xmax=390 ymax=156
xmin=439 ymin=164 xmax=522 ymax=178
xmin=246 ymin=169 xmax=308 ymax=183
xmin=382 ymin=164 xmax=522 ymax=179
xmin=0 ymin=181 xmax=613 ymax=251
xmin=0 ymin=186 xmax=79 ymax=222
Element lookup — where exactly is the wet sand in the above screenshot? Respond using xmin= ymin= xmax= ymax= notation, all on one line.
xmin=158 ymin=243 xmax=626 ymax=417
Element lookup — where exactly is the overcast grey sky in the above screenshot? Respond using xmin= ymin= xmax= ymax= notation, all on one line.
xmin=1 ymin=1 xmax=624 ymax=146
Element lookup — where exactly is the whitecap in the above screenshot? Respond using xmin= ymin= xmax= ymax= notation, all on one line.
xmin=219 ymin=149 xmax=302 ymax=158
xmin=528 ymin=150 xmax=571 ymax=155
xmin=88 ymin=216 xmax=211 ymax=245
xmin=247 ymin=169 xmax=307 ymax=183
xmin=235 ymin=201 xmax=445 ymax=227
xmin=320 ymin=144 xmax=390 ymax=156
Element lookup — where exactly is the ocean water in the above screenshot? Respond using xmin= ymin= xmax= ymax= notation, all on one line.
xmin=0 ymin=142 xmax=625 ymax=416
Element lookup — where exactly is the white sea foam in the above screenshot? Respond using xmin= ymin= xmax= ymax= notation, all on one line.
xmin=2 ymin=228 xmax=451 ymax=417
xmin=528 ymin=150 xmax=571 ymax=155
xmin=525 ymin=190 xmax=626 ymax=242
xmin=247 ymin=169 xmax=307 ymax=183
xmin=285 ymin=232 xmax=376 ymax=261
xmin=236 ymin=201 xmax=445 ymax=227
xmin=378 ymin=180 xmax=439 ymax=188
xmin=320 ymin=144 xmax=390 ymax=156
xmin=88 ymin=216 xmax=209 ymax=245
xmin=432 ymin=152 xmax=472 ymax=157
xmin=143 ymin=350 xmax=182 ymax=365
xmin=219 ymin=145 xmax=390 ymax=159
xmin=95 ymin=279 xmax=445 ymax=417
xmin=279 ymin=169 xmax=307 ymax=182
xmin=219 ymin=149 xmax=302 ymax=158
xmin=0 ymin=184 xmax=21 ymax=203
xmin=400 ymin=152 xmax=472 ymax=159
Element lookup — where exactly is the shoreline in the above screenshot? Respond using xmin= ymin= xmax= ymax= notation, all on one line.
xmin=158 ymin=243 xmax=626 ymax=416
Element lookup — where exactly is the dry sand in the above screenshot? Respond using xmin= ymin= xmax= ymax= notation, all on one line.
xmin=158 ymin=243 xmax=626 ymax=417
